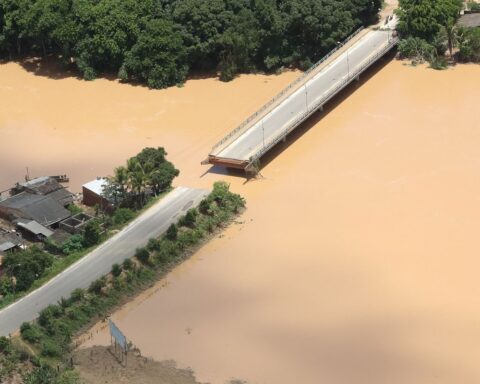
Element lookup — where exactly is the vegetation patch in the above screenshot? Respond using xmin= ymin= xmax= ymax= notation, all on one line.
xmin=0 ymin=0 xmax=381 ymax=88
xmin=0 ymin=147 xmax=177 ymax=311
xmin=0 ymin=182 xmax=245 ymax=383
xmin=396 ymin=0 xmax=480 ymax=67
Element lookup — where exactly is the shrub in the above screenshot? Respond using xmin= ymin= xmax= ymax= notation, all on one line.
xmin=123 ymin=258 xmax=134 ymax=270
xmin=40 ymin=339 xmax=62 ymax=357
xmin=398 ymin=37 xmax=436 ymax=63
xmin=83 ymin=220 xmax=101 ymax=247
xmin=22 ymin=364 xmax=57 ymax=383
xmin=198 ymin=199 xmax=211 ymax=215
xmin=44 ymin=238 xmax=62 ymax=254
xmin=135 ymin=247 xmax=150 ymax=264
xmin=111 ymin=263 xmax=122 ymax=277
xmin=38 ymin=305 xmax=63 ymax=327
xmin=0 ymin=336 xmax=11 ymax=353
xmin=180 ymin=209 xmax=197 ymax=228
xmin=89 ymin=277 xmax=106 ymax=294
xmin=459 ymin=27 xmax=480 ymax=62
xmin=147 ymin=238 xmax=160 ymax=252
xmin=20 ymin=322 xmax=43 ymax=344
xmin=166 ymin=223 xmax=178 ymax=240
xmin=67 ymin=204 xmax=83 ymax=215
xmin=112 ymin=208 xmax=135 ymax=226
xmin=3 ymin=247 xmax=54 ymax=292
xmin=62 ymin=235 xmax=84 ymax=255
xmin=69 ymin=288 xmax=85 ymax=304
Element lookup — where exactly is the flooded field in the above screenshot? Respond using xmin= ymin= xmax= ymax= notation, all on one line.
xmin=3 ymin=58 xmax=480 ymax=384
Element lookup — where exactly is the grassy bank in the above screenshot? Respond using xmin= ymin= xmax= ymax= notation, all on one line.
xmin=0 ymin=182 xmax=245 ymax=383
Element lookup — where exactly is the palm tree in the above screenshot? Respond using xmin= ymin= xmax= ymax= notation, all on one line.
xmin=445 ymin=20 xmax=459 ymax=59
xmin=127 ymin=158 xmax=147 ymax=208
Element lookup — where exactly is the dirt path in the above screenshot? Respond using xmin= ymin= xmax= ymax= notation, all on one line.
xmin=377 ymin=0 xmax=399 ymax=26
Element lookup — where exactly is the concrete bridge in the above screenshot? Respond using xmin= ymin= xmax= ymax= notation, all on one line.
xmin=204 ymin=17 xmax=398 ymax=173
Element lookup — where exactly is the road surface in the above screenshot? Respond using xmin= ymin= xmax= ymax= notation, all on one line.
xmin=0 ymin=186 xmax=209 ymax=336
xmin=210 ymin=19 xmax=397 ymax=164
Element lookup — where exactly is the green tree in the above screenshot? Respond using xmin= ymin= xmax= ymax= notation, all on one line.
xmin=3 ymin=246 xmax=54 ymax=292
xmin=458 ymin=26 xmax=480 ymax=62
xmin=112 ymin=208 xmax=135 ymax=225
xmin=83 ymin=220 xmax=101 ymax=247
xmin=396 ymin=0 xmax=462 ymax=41
xmin=121 ymin=18 xmax=188 ymax=89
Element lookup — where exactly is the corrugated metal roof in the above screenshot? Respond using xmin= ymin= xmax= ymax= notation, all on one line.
xmin=82 ymin=178 xmax=108 ymax=196
xmin=16 ymin=220 xmax=53 ymax=237
xmin=0 ymin=192 xmax=70 ymax=226
xmin=0 ymin=242 xmax=16 ymax=252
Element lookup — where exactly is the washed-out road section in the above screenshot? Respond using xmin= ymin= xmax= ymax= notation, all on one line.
xmin=0 ymin=186 xmax=209 ymax=336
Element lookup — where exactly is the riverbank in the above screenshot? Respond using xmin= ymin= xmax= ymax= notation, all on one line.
xmin=0 ymin=183 xmax=244 ymax=382
xmin=3 ymin=57 xmax=480 ymax=383
xmin=78 ymin=60 xmax=480 ymax=384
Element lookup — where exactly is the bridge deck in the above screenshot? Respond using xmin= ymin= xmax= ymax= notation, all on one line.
xmin=207 ymin=19 xmax=398 ymax=169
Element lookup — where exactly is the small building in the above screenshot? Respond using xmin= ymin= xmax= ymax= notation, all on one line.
xmin=82 ymin=178 xmax=112 ymax=210
xmin=59 ymin=213 xmax=94 ymax=234
xmin=15 ymin=219 xmax=54 ymax=241
xmin=12 ymin=176 xmax=74 ymax=207
xmin=0 ymin=230 xmax=22 ymax=253
xmin=0 ymin=192 xmax=71 ymax=228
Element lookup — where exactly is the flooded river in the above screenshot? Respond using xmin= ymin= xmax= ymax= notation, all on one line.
xmin=3 ymin=59 xmax=480 ymax=383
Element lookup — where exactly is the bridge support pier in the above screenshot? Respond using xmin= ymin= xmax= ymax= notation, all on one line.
xmin=355 ymin=75 xmax=360 ymax=82
xmin=282 ymin=136 xmax=286 ymax=143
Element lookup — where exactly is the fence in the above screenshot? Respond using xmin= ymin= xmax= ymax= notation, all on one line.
xmin=248 ymin=32 xmax=399 ymax=166
xmin=210 ymin=26 xmax=365 ymax=154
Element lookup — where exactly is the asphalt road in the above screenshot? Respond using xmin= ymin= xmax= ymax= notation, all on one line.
xmin=0 ymin=186 xmax=209 ymax=336
xmin=214 ymin=28 xmax=395 ymax=161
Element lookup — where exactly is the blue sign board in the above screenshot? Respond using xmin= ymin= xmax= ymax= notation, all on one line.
xmin=109 ymin=319 xmax=127 ymax=351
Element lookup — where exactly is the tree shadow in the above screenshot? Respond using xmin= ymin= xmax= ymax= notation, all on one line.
xmin=15 ymin=55 xmax=82 ymax=80
xmin=203 ymin=49 xmax=398 ymax=179
xmin=11 ymin=54 xmax=222 ymax=85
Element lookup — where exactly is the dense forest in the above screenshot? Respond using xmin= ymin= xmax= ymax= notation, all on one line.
xmin=396 ymin=0 xmax=480 ymax=66
xmin=0 ymin=0 xmax=381 ymax=88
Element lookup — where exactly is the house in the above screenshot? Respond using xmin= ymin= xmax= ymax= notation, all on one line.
xmin=12 ymin=176 xmax=74 ymax=207
xmin=82 ymin=178 xmax=112 ymax=210
xmin=15 ymin=219 xmax=54 ymax=241
xmin=0 ymin=230 xmax=22 ymax=253
xmin=0 ymin=192 xmax=71 ymax=228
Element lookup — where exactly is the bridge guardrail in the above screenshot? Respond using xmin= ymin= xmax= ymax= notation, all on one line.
xmin=248 ymin=34 xmax=398 ymax=165
xmin=210 ymin=26 xmax=365 ymax=154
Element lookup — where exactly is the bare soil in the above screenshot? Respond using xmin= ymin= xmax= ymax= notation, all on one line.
xmin=74 ymin=346 xmax=203 ymax=384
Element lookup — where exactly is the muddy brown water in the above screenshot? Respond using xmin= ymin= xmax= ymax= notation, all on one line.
xmin=2 ymin=59 xmax=480 ymax=384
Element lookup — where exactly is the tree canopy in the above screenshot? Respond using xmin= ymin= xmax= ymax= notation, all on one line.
xmin=0 ymin=0 xmax=381 ymax=88
xmin=103 ymin=147 xmax=179 ymax=209
xmin=396 ymin=0 xmax=463 ymax=41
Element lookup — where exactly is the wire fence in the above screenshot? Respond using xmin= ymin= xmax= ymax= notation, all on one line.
xmin=210 ymin=26 xmax=365 ymax=153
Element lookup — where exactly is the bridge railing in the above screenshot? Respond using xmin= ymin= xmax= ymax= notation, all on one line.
xmin=210 ymin=26 xmax=365 ymax=154
xmin=248 ymin=34 xmax=399 ymax=165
